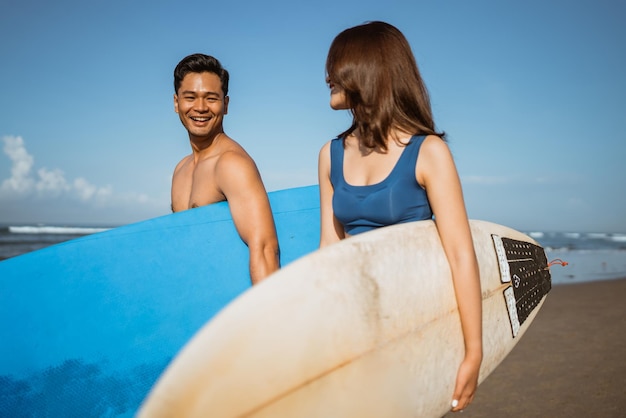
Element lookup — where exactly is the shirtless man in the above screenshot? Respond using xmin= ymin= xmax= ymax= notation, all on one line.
xmin=170 ymin=53 xmax=279 ymax=284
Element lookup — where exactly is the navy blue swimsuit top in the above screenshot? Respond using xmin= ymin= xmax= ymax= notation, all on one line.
xmin=330 ymin=135 xmax=433 ymax=235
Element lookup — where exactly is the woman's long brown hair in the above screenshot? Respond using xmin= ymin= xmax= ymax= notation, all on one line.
xmin=326 ymin=21 xmax=445 ymax=150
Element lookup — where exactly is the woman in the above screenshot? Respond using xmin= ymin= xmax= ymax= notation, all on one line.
xmin=318 ymin=21 xmax=482 ymax=413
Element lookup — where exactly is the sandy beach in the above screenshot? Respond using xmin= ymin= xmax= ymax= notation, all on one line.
xmin=444 ymin=278 xmax=626 ymax=417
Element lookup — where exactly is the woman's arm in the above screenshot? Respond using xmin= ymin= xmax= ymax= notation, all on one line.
xmin=318 ymin=141 xmax=345 ymax=247
xmin=418 ymin=135 xmax=483 ymax=412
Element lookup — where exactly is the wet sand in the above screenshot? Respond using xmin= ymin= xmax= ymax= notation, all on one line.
xmin=445 ymin=278 xmax=626 ymax=417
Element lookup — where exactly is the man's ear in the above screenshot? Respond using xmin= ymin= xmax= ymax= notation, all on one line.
xmin=224 ymin=96 xmax=229 ymax=115
xmin=174 ymin=94 xmax=179 ymax=113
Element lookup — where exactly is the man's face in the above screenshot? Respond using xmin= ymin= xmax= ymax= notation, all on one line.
xmin=174 ymin=72 xmax=229 ymax=140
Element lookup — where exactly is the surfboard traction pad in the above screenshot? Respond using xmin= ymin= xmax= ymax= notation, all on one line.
xmin=492 ymin=235 xmax=552 ymax=338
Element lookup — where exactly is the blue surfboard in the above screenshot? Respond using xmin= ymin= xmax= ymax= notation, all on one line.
xmin=0 ymin=185 xmax=320 ymax=417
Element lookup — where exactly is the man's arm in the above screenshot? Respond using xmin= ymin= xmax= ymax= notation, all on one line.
xmin=215 ymin=151 xmax=280 ymax=284
xmin=171 ymin=156 xmax=191 ymax=213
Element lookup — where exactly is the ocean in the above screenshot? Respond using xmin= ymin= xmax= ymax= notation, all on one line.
xmin=0 ymin=224 xmax=112 ymax=261
xmin=532 ymin=231 xmax=626 ymax=284
xmin=1 ymin=224 xmax=625 ymax=285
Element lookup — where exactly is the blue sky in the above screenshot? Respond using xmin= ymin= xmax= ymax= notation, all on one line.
xmin=1 ymin=0 xmax=624 ymax=232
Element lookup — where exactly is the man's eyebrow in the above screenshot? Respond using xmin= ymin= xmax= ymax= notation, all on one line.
xmin=179 ymin=90 xmax=221 ymax=97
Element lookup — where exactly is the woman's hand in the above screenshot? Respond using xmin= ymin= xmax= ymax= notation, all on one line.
xmin=450 ymin=352 xmax=482 ymax=412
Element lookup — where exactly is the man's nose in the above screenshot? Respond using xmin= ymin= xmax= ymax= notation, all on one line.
xmin=195 ymin=98 xmax=209 ymax=111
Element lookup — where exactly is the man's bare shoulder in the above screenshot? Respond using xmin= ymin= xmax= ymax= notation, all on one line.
xmin=212 ymin=137 xmax=265 ymax=195
xmin=213 ymin=136 xmax=257 ymax=171
xmin=173 ymin=154 xmax=194 ymax=174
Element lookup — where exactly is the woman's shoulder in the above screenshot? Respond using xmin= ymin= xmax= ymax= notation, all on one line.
xmin=416 ymin=135 xmax=454 ymax=172
xmin=319 ymin=137 xmax=343 ymax=153
xmin=419 ymin=134 xmax=450 ymax=155
xmin=318 ymin=138 xmax=334 ymax=163
xmin=319 ymin=139 xmax=331 ymax=152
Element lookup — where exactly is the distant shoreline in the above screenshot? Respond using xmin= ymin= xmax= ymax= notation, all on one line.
xmin=2 ymin=226 xmax=625 ymax=283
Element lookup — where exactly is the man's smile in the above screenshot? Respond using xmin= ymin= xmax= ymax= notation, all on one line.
xmin=190 ymin=116 xmax=211 ymax=122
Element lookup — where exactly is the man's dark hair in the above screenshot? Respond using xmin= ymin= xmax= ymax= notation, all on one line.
xmin=174 ymin=53 xmax=229 ymax=96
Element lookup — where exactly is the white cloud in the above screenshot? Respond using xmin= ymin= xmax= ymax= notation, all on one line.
xmin=73 ymin=177 xmax=98 ymax=201
xmin=1 ymin=135 xmax=161 ymax=208
xmin=462 ymin=173 xmax=578 ymax=187
xmin=1 ymin=135 xmax=35 ymax=194
xmin=1 ymin=135 xmax=117 ymax=201
xmin=36 ymin=167 xmax=70 ymax=195
xmin=462 ymin=175 xmax=508 ymax=185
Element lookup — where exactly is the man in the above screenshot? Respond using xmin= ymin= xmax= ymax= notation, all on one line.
xmin=171 ymin=53 xmax=279 ymax=284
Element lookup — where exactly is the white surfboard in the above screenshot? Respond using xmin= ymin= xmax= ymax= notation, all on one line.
xmin=138 ymin=219 xmax=551 ymax=418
